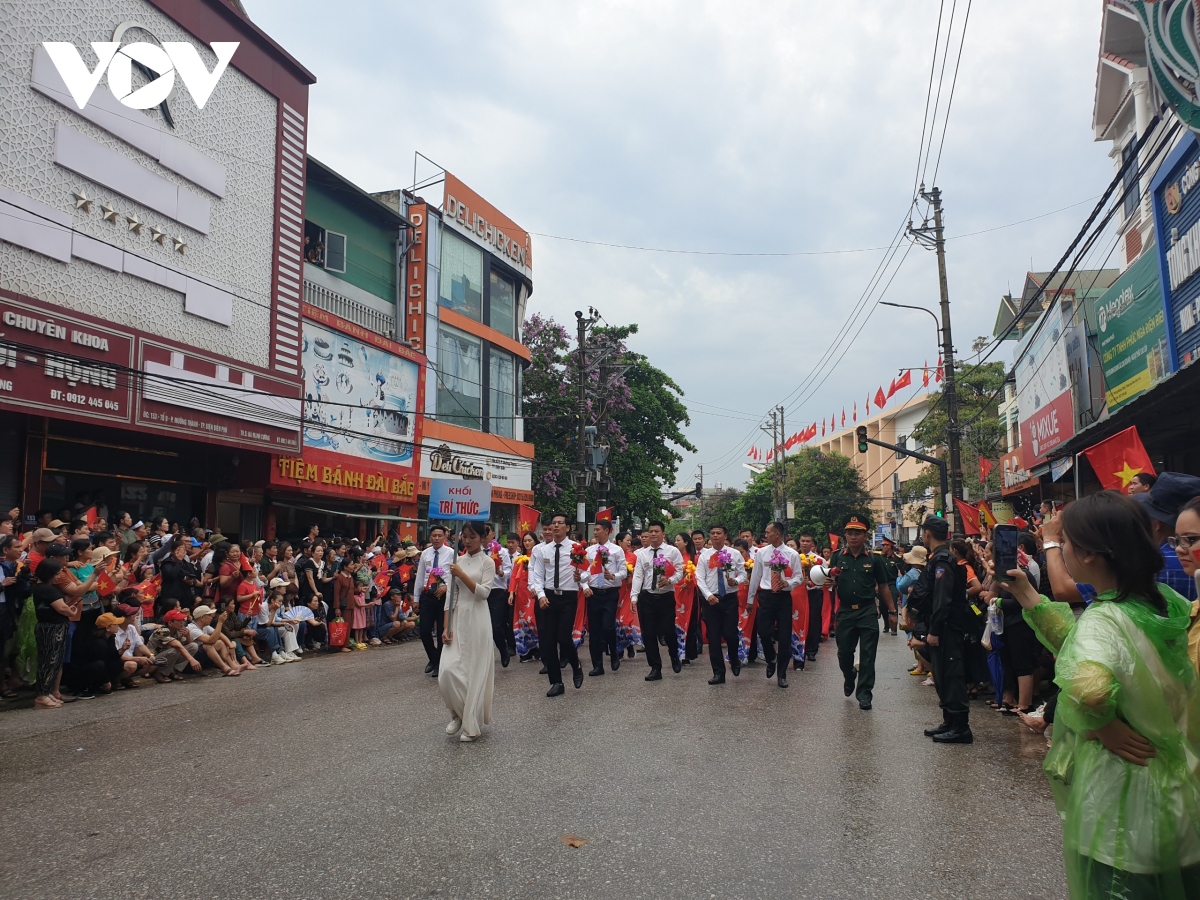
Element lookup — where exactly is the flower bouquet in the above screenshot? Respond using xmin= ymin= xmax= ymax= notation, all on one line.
xmin=681 ymin=560 xmax=697 ymax=586
xmin=710 ymin=547 xmax=739 ymax=578
xmin=765 ymin=548 xmax=793 ymax=589
xmin=590 ymin=544 xmax=610 ymax=575
xmin=426 ymin=565 xmax=447 ymax=590
xmin=569 ymin=541 xmax=589 ymax=569
xmin=652 ymin=553 xmax=677 ymax=580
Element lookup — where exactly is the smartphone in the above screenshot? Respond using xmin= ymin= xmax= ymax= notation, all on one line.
xmin=993 ymin=524 xmax=1019 ymax=576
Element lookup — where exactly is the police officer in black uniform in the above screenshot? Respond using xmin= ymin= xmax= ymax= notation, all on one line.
xmin=918 ymin=515 xmax=973 ymax=744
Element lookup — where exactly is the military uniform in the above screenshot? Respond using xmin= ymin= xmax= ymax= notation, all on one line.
xmin=830 ymin=517 xmax=892 ymax=708
xmin=919 ymin=519 xmax=972 ymax=742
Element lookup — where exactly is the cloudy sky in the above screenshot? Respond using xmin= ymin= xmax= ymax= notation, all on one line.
xmin=249 ymin=0 xmax=1116 ymax=490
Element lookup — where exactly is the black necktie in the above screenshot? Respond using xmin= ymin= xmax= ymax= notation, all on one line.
xmin=652 ymin=547 xmax=660 ymax=591
xmin=554 ymin=543 xmax=561 ymax=591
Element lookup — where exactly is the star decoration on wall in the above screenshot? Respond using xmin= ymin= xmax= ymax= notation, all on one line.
xmin=100 ymin=202 xmax=118 ymax=223
xmin=151 ymin=227 xmax=166 ymax=244
xmin=71 ymin=190 xmax=93 ymax=213
xmin=172 ymin=237 xmax=186 ymax=254
xmin=126 ymin=214 xmax=143 ymax=235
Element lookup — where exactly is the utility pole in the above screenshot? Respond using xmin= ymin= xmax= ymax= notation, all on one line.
xmin=761 ymin=409 xmax=780 ymax=522
xmin=777 ymin=404 xmax=786 ymax=528
xmin=573 ymin=309 xmax=600 ymax=534
xmin=911 ymin=186 xmax=963 ymax=511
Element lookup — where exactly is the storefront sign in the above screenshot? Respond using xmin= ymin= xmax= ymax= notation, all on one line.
xmin=1085 ymin=251 xmax=1169 ymax=413
xmin=1152 ymin=131 xmax=1200 ymax=369
xmin=404 ymin=203 xmax=428 ymax=354
xmin=417 ymin=477 xmax=534 ymax=505
xmin=301 ymin=320 xmax=421 ymax=468
xmin=427 ymin=477 xmax=491 ymax=521
xmin=302 ymin=303 xmax=423 ymax=365
xmin=1015 ymin=303 xmax=1076 ymax=468
xmin=428 ymin=443 xmax=483 ymax=479
xmin=990 ymin=501 xmax=1015 ymax=523
xmin=271 ymin=447 xmax=417 ymax=502
xmin=442 ymin=171 xmax=532 ymax=274
xmin=0 ymin=290 xmax=134 ymax=425
xmin=999 ymin=448 xmax=1037 ymax=496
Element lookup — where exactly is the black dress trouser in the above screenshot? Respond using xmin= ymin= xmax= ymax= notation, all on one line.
xmin=638 ymin=591 xmax=677 ymax=671
xmin=541 ymin=590 xmax=580 ymax=686
xmin=586 ymin=587 xmax=619 ymax=669
xmin=805 ymin=587 xmax=823 ymax=658
xmin=487 ymin=588 xmax=514 ymax=657
xmin=931 ymin=628 xmax=970 ymax=728
xmin=701 ymin=593 xmax=740 ymax=675
xmin=756 ymin=590 xmax=793 ymax=674
xmin=418 ymin=589 xmax=444 ymax=668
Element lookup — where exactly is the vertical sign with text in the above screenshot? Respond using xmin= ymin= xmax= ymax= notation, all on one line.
xmin=406 ymin=203 xmax=428 ymax=354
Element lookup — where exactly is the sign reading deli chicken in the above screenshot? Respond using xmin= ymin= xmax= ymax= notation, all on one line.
xmin=442 ymin=171 xmax=531 ymax=274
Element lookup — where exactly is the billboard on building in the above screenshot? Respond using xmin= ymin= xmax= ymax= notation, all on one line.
xmin=1015 ymin=305 xmax=1075 ymax=468
xmin=1084 ymin=250 xmax=1170 ymax=413
xmin=302 ymin=320 xmax=421 ymax=467
xmin=1152 ymin=131 xmax=1200 ymax=370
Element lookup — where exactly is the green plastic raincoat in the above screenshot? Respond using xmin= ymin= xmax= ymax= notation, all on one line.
xmin=1024 ymin=586 xmax=1200 ymax=899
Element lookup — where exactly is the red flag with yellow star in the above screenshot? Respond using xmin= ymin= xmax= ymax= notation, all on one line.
xmin=1081 ymin=427 xmax=1155 ymax=492
xmin=517 ymin=505 xmax=541 ymax=535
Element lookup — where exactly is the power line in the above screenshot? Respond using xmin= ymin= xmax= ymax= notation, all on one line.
xmin=928 ymin=0 xmax=974 ymax=188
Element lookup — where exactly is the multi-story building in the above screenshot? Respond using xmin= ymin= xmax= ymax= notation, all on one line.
xmin=811 ymin=394 xmax=931 ymax=543
xmin=0 ymin=0 xmax=313 ymax=536
xmin=376 ymin=170 xmax=536 ymax=535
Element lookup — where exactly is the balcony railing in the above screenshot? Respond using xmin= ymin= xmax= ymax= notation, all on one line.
xmin=304 ymin=277 xmax=396 ymax=337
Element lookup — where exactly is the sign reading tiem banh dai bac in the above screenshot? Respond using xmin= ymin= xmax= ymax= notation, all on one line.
xmin=1085 ymin=249 xmax=1169 ymax=413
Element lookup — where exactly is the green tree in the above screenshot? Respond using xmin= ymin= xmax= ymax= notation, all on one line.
xmin=733 ymin=448 xmax=872 ymax=539
xmin=521 ymin=315 xmax=694 ymax=522
xmin=905 ymin=336 xmax=1008 ymax=506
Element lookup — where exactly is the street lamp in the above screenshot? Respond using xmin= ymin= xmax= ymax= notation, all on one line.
xmin=880 ymin=301 xmax=941 ymax=347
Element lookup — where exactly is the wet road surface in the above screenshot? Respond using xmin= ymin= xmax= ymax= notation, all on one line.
xmin=0 ymin=633 xmax=1066 ymax=899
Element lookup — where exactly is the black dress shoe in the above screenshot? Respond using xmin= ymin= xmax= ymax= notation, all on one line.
xmin=431 ymin=668 xmax=439 ymax=678
xmin=424 ymin=662 xmax=435 ymax=674
xmin=843 ymin=678 xmax=855 ymax=697
xmin=627 ymin=646 xmax=635 ymax=658
xmin=671 ymin=657 xmax=682 ymax=674
xmin=546 ymin=683 xmax=565 ymax=697
xmin=538 ymin=666 xmax=548 ymax=675
xmin=859 ymin=700 xmax=872 ymax=710
xmin=708 ymin=672 xmax=726 ymax=685
xmin=611 ymin=655 xmax=620 ymax=672
xmin=924 ymin=723 xmax=952 ymax=737
xmin=931 ymin=727 xmax=974 ymax=744
xmin=681 ymin=658 xmax=691 ymax=666
xmin=501 ymin=652 xmax=510 ymax=668
xmin=645 ymin=669 xmax=662 ymax=682
xmin=766 ymin=661 xmax=776 ymax=679
xmin=778 ymin=673 xmax=788 ymax=688
xmin=573 ymin=668 xmax=584 ymax=689
xmin=588 ymin=667 xmax=604 ymax=677
xmin=731 ymin=664 xmax=741 ymax=677
xmin=519 ymin=651 xmax=535 ymax=663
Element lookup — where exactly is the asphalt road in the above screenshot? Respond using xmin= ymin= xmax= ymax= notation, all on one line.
xmin=0 ymin=633 xmax=1067 ymax=900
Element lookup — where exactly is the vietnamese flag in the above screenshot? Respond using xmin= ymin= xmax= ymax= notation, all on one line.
xmin=978 ymin=501 xmax=997 ymax=529
xmin=840 ymin=409 xmax=846 ymax=427
xmin=874 ymin=386 xmax=887 ymax=410
xmin=84 ymin=506 xmax=98 ymax=527
xmin=978 ymin=456 xmax=994 ymax=484
xmin=518 ymin=505 xmax=541 ymax=535
xmin=954 ymin=499 xmax=982 ymax=536
xmin=96 ymin=568 xmax=118 ymax=598
xmin=828 ymin=533 xmax=840 ymax=551
xmin=923 ymin=360 xmax=931 ymax=388
xmin=373 ymin=567 xmax=392 ymax=593
xmin=894 ymin=369 xmax=912 ymax=393
xmin=1081 ymin=426 xmax=1156 ymax=492
xmin=935 ymin=356 xmax=944 ymax=383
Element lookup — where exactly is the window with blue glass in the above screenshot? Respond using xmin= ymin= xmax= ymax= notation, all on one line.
xmin=439 ymin=231 xmax=483 ymax=321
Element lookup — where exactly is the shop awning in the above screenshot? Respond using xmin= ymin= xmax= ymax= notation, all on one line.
xmin=272 ymin=500 xmax=425 ymax=523
xmin=1053 ymin=361 xmax=1200 ymax=459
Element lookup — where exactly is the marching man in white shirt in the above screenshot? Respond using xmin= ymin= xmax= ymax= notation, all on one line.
xmin=746 ymin=521 xmax=804 ymax=689
xmin=629 ymin=520 xmax=685 ymax=681
xmin=695 ymin=524 xmax=746 ymax=685
xmin=583 ymin=516 xmax=625 ymax=677
xmin=528 ymin=512 xmax=589 ymax=698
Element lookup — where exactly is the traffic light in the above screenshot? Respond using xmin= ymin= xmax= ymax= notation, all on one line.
xmin=856 ymin=426 xmax=868 ymax=454
xmin=695 ymin=481 xmax=703 ymax=498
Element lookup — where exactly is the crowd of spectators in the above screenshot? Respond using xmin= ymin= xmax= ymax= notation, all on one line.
xmin=0 ymin=509 xmax=428 ymax=709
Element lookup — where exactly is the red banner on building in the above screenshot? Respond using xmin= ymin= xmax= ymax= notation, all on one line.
xmin=272 ymin=447 xmax=418 ymax=503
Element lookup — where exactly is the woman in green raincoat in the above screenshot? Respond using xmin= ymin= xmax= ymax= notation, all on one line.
xmin=1000 ymin=490 xmax=1200 ymax=899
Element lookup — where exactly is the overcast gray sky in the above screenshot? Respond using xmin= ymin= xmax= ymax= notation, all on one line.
xmin=249 ymin=0 xmax=1115 ymax=490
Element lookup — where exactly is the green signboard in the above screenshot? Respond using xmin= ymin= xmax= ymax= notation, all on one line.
xmin=1086 ymin=251 xmax=1170 ymax=413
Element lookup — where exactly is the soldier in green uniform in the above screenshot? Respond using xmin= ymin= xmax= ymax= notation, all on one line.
xmin=829 ymin=516 xmax=895 ymax=710
xmin=876 ymin=537 xmax=900 ymax=635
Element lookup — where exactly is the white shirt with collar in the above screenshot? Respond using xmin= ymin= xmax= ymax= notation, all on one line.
xmin=630 ymin=543 xmax=685 ymax=597
xmin=696 ymin=545 xmax=747 ymax=600
xmin=529 ymin=539 xmax=591 ymax=599
xmin=585 ymin=540 xmax=626 ymax=590
xmin=746 ymin=542 xmax=804 ymax=604
xmin=488 ymin=543 xmax=513 ymax=590
xmin=414 ymin=543 xmax=454 ymax=594
xmin=114 ymin=623 xmax=144 ymax=656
